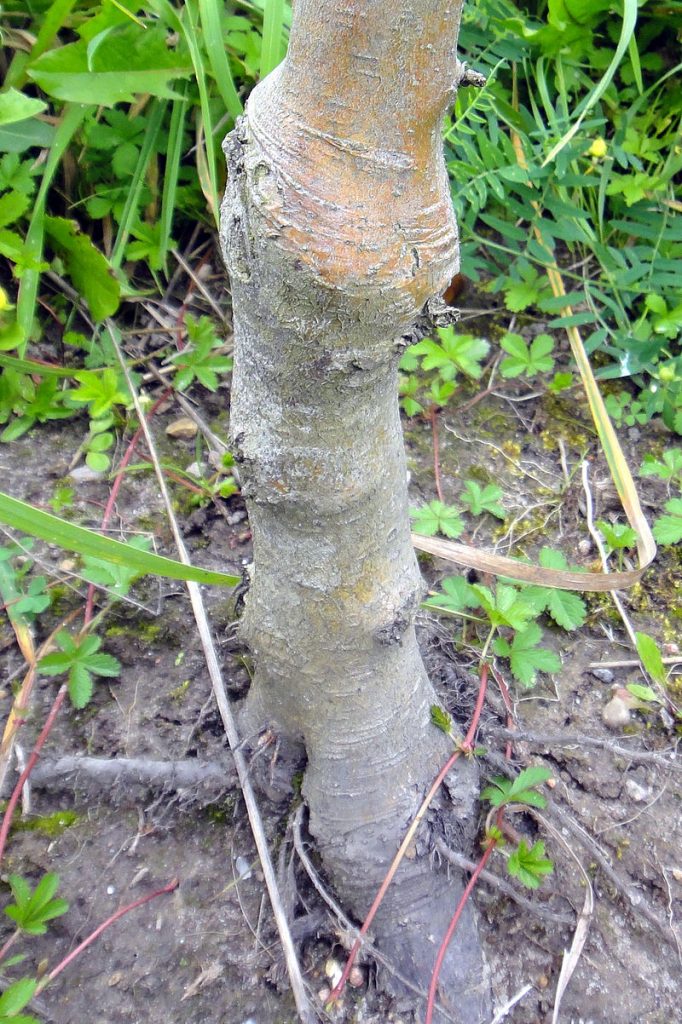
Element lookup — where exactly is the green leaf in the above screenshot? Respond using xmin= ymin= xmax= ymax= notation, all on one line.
xmin=0 ymin=492 xmax=239 ymax=587
xmin=410 ymin=501 xmax=464 ymax=539
xmin=430 ymin=705 xmax=453 ymax=734
xmin=507 ymin=840 xmax=554 ymax=889
xmin=652 ymin=498 xmax=682 ymax=545
xmin=521 ymin=552 xmax=587 ymax=631
xmin=482 ymin=765 xmax=552 ymax=810
xmin=0 ymin=978 xmax=37 ymax=1017
xmin=0 ymin=192 xmax=30 ymax=231
xmin=0 ymin=90 xmax=47 ymax=127
xmin=28 ymin=26 xmax=191 ymax=105
xmin=475 ymin=583 xmax=536 ymax=631
xmin=635 ymin=632 xmax=666 ymax=685
xmin=494 ymin=623 xmax=561 ymax=687
xmin=425 ymin=576 xmax=480 ymax=615
xmin=81 ymin=652 xmax=121 ymax=678
xmin=460 ymin=480 xmax=506 ymax=519
xmin=7 ymin=875 xmax=30 ymax=910
xmin=640 ymin=449 xmax=682 ymax=483
xmin=44 ymin=217 xmax=120 ymax=321
xmin=499 ymin=333 xmax=555 ymax=379
xmin=596 ymin=520 xmax=638 ymax=551
xmin=4 ymin=873 xmax=68 ymax=936
xmin=626 ymin=682 xmax=661 ymax=704
xmin=68 ymin=663 xmax=93 ymax=709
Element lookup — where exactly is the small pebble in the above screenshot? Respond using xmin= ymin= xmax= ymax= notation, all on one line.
xmin=318 ymin=987 xmax=331 ymax=1002
xmin=234 ymin=856 xmax=252 ymax=880
xmin=537 ymin=974 xmax=549 ymax=989
xmin=166 ymin=416 xmax=198 ymax=439
xmin=324 ymin=958 xmax=343 ymax=987
xmin=226 ymin=509 xmax=247 ymax=526
xmin=591 ymin=668 xmax=615 ymax=684
xmin=577 ymin=538 xmax=592 ymax=556
xmin=602 ymin=695 xmax=631 ymax=729
xmin=348 ymin=966 xmax=365 ymax=988
xmin=106 ymin=885 xmax=115 ymax=895
xmin=70 ymin=465 xmax=103 ymax=483
xmin=624 ymin=778 xmax=651 ymax=803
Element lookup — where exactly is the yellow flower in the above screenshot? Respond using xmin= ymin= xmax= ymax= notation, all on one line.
xmin=588 ymin=137 xmax=608 ymax=159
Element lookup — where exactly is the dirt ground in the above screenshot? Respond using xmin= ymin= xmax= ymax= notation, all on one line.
xmin=1 ymin=324 xmax=680 ymax=1024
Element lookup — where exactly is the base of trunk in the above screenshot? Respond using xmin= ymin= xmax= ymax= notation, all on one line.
xmin=239 ymin=697 xmax=492 ymax=1022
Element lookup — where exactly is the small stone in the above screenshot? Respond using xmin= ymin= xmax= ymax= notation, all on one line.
xmin=324 ymin=958 xmax=342 ymax=987
xmin=537 ymin=974 xmax=549 ymax=989
xmin=318 ymin=987 xmax=331 ymax=1003
xmin=185 ymin=461 xmax=205 ymax=477
xmin=577 ymin=538 xmax=593 ymax=556
xmin=106 ymin=885 xmax=115 ymax=895
xmin=108 ymin=971 xmax=123 ymax=987
xmin=234 ymin=855 xmax=252 ymax=880
xmin=624 ymin=778 xmax=651 ymax=803
xmin=69 ymin=464 xmax=103 ymax=483
xmin=348 ymin=966 xmax=365 ymax=988
xmin=672 ymin=868 xmax=682 ymax=882
xmin=226 ymin=509 xmax=247 ymax=526
xmin=166 ymin=416 xmax=198 ymax=439
xmin=663 ymin=643 xmax=679 ymax=655
xmin=602 ymin=694 xmax=631 ymax=729
xmin=591 ymin=668 xmax=615 ymax=684
xmin=58 ymin=558 xmax=78 ymax=572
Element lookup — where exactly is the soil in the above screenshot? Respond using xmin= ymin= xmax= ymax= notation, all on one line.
xmin=1 ymin=317 xmax=680 ymax=1024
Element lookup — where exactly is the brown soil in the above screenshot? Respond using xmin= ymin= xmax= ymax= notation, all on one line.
xmin=1 ymin=351 xmax=680 ymax=1024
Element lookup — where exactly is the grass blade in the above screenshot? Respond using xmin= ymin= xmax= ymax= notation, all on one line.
xmin=260 ymin=0 xmax=286 ymax=78
xmin=110 ymin=99 xmax=166 ymax=269
xmin=16 ymin=104 xmax=87 ymax=355
xmin=198 ymin=0 xmax=244 ymax=119
xmin=158 ymin=84 xmax=188 ymax=272
xmin=0 ymin=492 xmax=238 ymax=587
xmin=542 ymin=0 xmax=638 ymax=166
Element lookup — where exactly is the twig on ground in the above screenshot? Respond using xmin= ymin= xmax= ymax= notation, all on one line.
xmin=171 ymin=247 xmax=230 ymax=324
xmin=28 ymin=755 xmax=236 ymax=797
xmin=0 ymin=685 xmax=68 ymax=866
xmin=489 ymin=727 xmax=681 ymax=770
xmin=108 ymin=323 xmax=317 ymax=1024
xmin=434 ymin=839 xmax=573 ymax=925
xmin=487 ymin=983 xmax=534 ymax=1024
xmin=581 ymin=461 xmax=638 ymax=648
xmin=531 ymin=811 xmax=593 ymax=1024
xmin=549 ymin=800 xmax=679 ymax=950
xmin=588 ymin=656 xmax=682 ymax=670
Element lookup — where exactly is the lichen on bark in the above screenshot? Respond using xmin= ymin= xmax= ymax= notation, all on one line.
xmin=220 ymin=1 xmax=490 ymax=1016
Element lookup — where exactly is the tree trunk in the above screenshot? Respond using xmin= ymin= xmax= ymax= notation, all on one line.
xmin=220 ymin=1 xmax=490 ymax=1017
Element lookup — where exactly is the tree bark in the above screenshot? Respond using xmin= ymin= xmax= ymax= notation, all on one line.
xmin=220 ymin=2 xmax=490 ymax=1017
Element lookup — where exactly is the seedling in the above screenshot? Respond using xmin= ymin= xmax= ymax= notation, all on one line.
xmin=166 ymin=315 xmax=233 ymax=393
xmin=37 ymin=631 xmax=120 ymax=709
xmin=460 ymin=480 xmax=505 ymax=519
xmin=481 ymin=765 xmax=552 ymax=810
xmin=4 ymin=874 xmax=69 ymax=938
xmin=507 ymin=840 xmax=554 ymax=890
xmin=499 ymin=333 xmax=555 ymax=379
xmin=411 ymin=501 xmax=464 ymax=539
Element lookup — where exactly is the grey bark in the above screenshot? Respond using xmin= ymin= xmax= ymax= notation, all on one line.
xmin=220 ymin=2 xmax=490 ymax=1016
